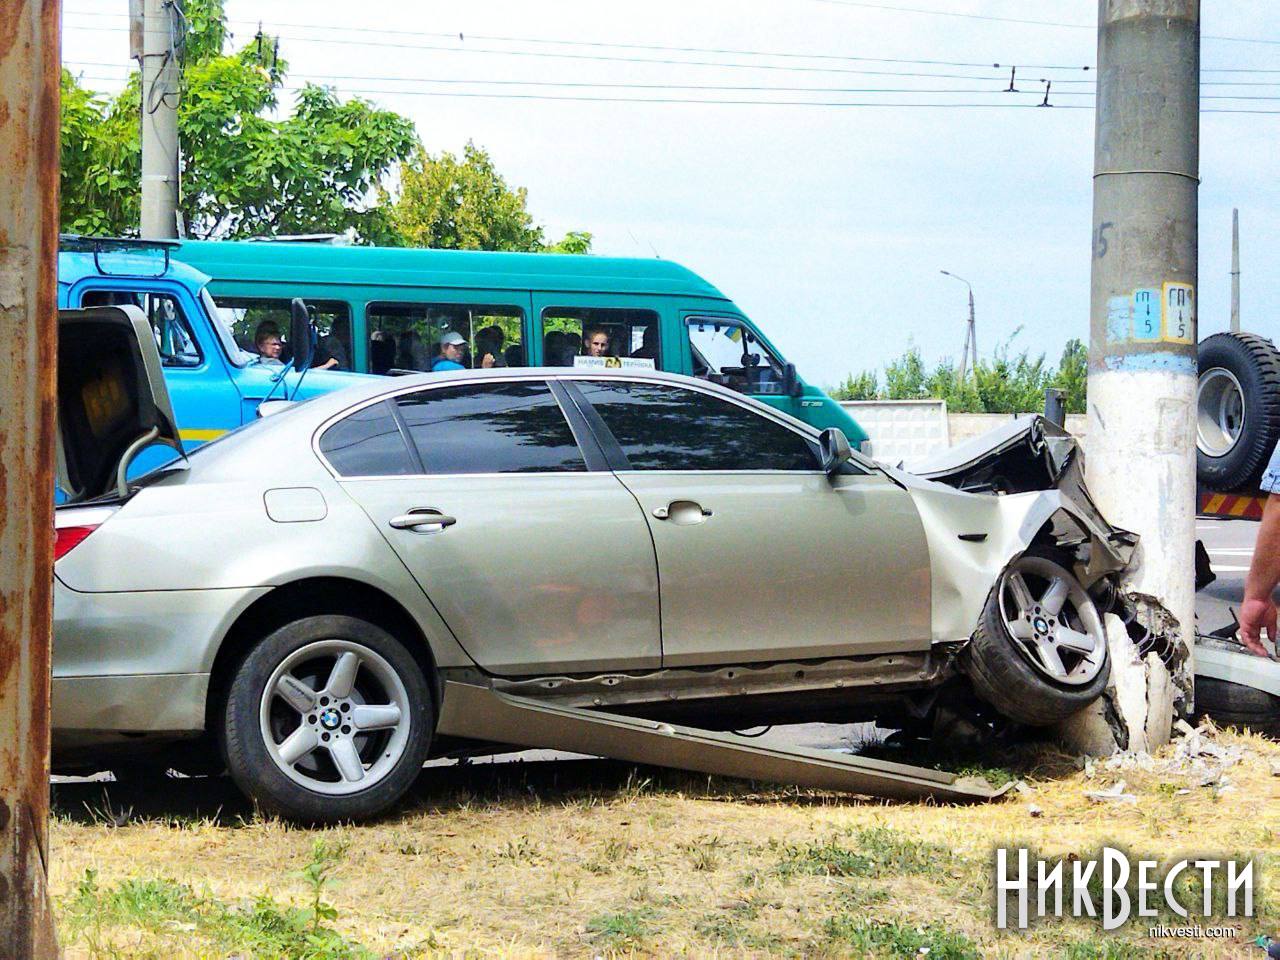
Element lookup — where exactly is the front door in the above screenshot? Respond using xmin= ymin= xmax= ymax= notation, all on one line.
xmin=567 ymin=378 xmax=932 ymax=667
xmin=329 ymin=378 xmax=661 ymax=675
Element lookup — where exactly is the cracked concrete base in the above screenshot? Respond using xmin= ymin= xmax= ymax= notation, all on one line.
xmin=1056 ymin=596 xmax=1189 ymax=757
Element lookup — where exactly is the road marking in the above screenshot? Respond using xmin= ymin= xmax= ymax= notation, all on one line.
xmin=1211 ymin=565 xmax=1250 ymax=573
xmin=1207 ymin=549 xmax=1254 ymax=556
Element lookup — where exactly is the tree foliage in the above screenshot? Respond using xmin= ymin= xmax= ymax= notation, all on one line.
xmin=830 ymin=335 xmax=1088 ymax=414
xmin=377 ymin=143 xmax=591 ymax=253
xmin=60 ymin=1 xmax=417 ymax=239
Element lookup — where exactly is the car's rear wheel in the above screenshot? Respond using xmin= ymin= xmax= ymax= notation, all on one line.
xmin=962 ymin=548 xmax=1110 ymax=726
xmin=223 ymin=615 xmax=432 ymax=823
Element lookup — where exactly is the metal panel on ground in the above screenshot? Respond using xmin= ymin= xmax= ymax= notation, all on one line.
xmin=437 ymin=681 xmax=1013 ymax=803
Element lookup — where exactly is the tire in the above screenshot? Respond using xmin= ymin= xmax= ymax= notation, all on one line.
xmin=1197 ymin=332 xmax=1280 ymax=492
xmin=1194 ymin=676 xmax=1280 ymax=739
xmin=962 ymin=548 xmax=1110 ymax=726
xmin=223 ymin=615 xmax=433 ymax=824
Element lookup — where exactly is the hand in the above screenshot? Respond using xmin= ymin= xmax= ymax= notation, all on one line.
xmin=481 ymin=353 xmax=496 ymax=369
xmin=1238 ymin=596 xmax=1278 ymax=658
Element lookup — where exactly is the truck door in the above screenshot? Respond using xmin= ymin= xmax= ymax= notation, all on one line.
xmin=73 ymin=280 xmax=242 ymax=470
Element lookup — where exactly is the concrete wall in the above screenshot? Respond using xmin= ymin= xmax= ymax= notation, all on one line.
xmin=948 ymin=412 xmax=1087 ymax=444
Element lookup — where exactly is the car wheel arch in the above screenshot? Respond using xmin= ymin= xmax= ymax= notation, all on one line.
xmin=204 ymin=576 xmax=444 ymax=738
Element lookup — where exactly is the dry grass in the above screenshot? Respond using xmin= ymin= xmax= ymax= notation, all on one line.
xmin=49 ymin=726 xmax=1280 ymax=959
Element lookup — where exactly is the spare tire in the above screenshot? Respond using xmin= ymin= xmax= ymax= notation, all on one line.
xmin=1197 ymin=332 xmax=1280 ymax=492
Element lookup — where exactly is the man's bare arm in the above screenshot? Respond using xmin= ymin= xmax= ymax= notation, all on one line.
xmin=1240 ymin=494 xmax=1280 ymax=657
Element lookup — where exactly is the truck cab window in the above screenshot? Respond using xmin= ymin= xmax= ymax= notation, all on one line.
xmin=81 ymin=290 xmax=201 ymax=368
xmin=540 ymin=307 xmax=660 ymax=367
xmin=212 ymin=297 xmax=353 ymax=371
xmin=687 ymin=318 xmax=787 ymax=396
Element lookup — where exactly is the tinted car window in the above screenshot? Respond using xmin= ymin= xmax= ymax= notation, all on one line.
xmin=577 ymin=380 xmax=819 ymax=471
xmin=396 ymin=382 xmax=585 ymax=474
xmin=319 ymin=400 xmax=417 ymax=477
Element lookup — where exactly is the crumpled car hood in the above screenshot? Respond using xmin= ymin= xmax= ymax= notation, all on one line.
xmin=878 ymin=416 xmax=1138 ymax=643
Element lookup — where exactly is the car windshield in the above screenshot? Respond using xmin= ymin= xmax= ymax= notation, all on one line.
xmin=201 ymin=287 xmax=259 ymax=367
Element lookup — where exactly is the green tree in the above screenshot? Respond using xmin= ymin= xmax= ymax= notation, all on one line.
xmin=830 ymin=333 xmax=1087 ymax=413
xmin=1051 ymin=338 xmax=1088 ymax=413
xmin=379 ymin=143 xmax=591 ymax=253
xmin=60 ymin=0 xmax=417 ymax=239
xmin=882 ymin=346 xmax=928 ymax=399
xmin=829 ymin=371 xmax=879 ymax=401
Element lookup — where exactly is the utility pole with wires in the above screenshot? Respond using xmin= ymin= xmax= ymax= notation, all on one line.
xmin=1231 ymin=207 xmax=1241 ymax=333
xmin=0 ymin=0 xmax=62 ymax=956
xmin=941 ymin=270 xmax=978 ymax=381
xmin=135 ymin=0 xmax=186 ymax=238
xmin=1066 ymin=0 xmax=1199 ymax=755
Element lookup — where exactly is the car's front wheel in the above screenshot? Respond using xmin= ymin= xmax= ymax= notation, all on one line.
xmin=222 ymin=615 xmax=432 ymax=823
xmin=962 ymin=548 xmax=1111 ymax=726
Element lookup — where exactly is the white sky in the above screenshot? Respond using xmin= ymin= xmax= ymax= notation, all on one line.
xmin=61 ymin=1 xmax=1280 ymax=387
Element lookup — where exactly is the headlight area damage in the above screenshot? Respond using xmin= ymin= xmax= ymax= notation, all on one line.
xmin=907 ymin=415 xmax=1187 ymax=742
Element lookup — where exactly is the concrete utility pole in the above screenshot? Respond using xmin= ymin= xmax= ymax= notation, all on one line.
xmin=1231 ymin=207 xmax=1240 ymax=333
xmin=1074 ymin=0 xmax=1199 ymax=754
xmin=139 ymin=0 xmax=183 ymax=238
xmin=0 ymin=0 xmax=63 ymax=956
xmin=941 ymin=270 xmax=978 ymax=380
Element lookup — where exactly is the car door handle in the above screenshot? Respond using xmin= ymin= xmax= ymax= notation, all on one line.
xmin=389 ymin=509 xmax=457 ymax=532
xmin=652 ymin=500 xmax=712 ymax=525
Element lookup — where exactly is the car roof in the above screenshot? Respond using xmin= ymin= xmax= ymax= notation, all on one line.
xmin=175 ymin=240 xmax=729 ymax=300
xmin=163 ymin=366 xmax=825 ymax=489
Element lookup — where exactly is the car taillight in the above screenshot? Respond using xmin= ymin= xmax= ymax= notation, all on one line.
xmin=54 ymin=525 xmax=100 ymax=561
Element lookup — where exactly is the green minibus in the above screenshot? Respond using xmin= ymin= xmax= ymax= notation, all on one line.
xmin=176 ymin=240 xmax=869 ymax=446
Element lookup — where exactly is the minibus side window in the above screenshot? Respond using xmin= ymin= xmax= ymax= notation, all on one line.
xmin=687 ymin=318 xmax=788 ymax=396
xmin=539 ymin=307 xmax=660 ymax=367
xmin=211 ymin=296 xmax=354 ymax=371
xmin=366 ymin=302 xmax=525 ymax=374
xmin=81 ymin=289 xmax=201 ymax=369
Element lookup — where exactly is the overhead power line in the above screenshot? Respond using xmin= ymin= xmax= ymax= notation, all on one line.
xmin=797 ymin=0 xmax=1280 ymax=45
xmin=64 ymin=6 xmax=1095 ymax=70
xmin=64 ymin=25 xmax=1099 ymax=83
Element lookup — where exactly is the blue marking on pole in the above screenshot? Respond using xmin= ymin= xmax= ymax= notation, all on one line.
xmin=1101 ymin=352 xmax=1196 ymax=374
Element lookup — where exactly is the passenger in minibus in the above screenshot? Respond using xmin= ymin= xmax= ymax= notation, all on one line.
xmin=475 ymin=325 xmax=505 ymax=368
xmin=432 ymin=331 xmax=467 ymax=372
xmin=583 ymin=326 xmax=611 ymax=358
xmin=370 ymin=330 xmax=397 ymax=375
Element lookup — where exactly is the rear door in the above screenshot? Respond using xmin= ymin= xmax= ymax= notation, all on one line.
xmin=328 ymin=377 xmax=661 ymax=675
xmin=567 ymin=377 xmax=932 ymax=667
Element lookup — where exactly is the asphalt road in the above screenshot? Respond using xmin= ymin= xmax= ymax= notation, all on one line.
xmin=1196 ymin=516 xmax=1257 ymax=636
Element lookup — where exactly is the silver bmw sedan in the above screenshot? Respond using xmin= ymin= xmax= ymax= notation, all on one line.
xmin=53 ymin=357 xmax=1133 ymax=821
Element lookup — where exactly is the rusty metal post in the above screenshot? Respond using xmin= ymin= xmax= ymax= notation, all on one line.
xmin=0 ymin=0 xmax=63 ymax=957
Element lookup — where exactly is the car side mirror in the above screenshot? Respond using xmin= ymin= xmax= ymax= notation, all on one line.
xmin=783 ymin=361 xmax=802 ymax=398
xmin=257 ymin=399 xmax=295 ymax=418
xmin=290 ymin=298 xmax=313 ymax=372
xmin=819 ymin=427 xmax=852 ymax=478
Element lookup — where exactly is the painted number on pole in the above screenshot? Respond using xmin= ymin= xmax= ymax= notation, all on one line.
xmin=1161 ymin=282 xmax=1195 ymax=344
xmin=1131 ymin=288 xmax=1160 ymax=341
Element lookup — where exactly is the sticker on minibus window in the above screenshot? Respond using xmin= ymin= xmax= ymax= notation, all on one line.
xmin=573 ymin=356 xmax=656 ymax=370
